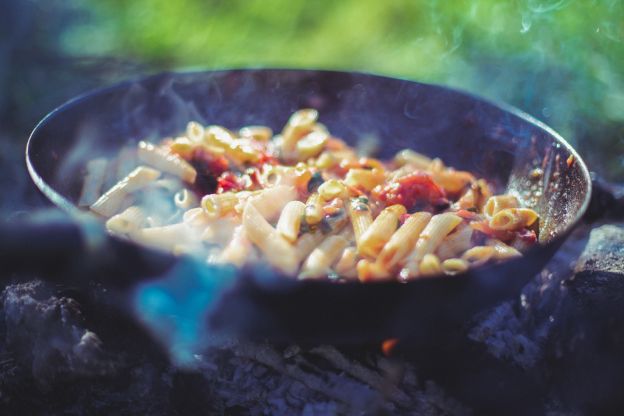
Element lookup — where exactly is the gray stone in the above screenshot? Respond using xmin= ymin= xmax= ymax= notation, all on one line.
xmin=1 ymin=280 xmax=115 ymax=384
xmin=568 ymin=223 xmax=624 ymax=311
xmin=574 ymin=224 xmax=624 ymax=276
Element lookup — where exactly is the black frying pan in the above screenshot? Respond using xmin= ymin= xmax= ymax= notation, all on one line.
xmin=23 ymin=69 xmax=591 ymax=345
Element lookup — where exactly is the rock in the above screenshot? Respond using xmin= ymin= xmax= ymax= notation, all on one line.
xmin=1 ymin=280 xmax=114 ymax=384
xmin=574 ymin=224 xmax=624 ymax=275
xmin=568 ymin=224 xmax=624 ymax=312
xmin=547 ymin=223 xmax=624 ymax=413
xmin=469 ymin=302 xmax=541 ymax=369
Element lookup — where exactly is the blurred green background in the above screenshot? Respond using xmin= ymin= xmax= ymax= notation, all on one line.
xmin=1 ymin=0 xmax=623 ymax=210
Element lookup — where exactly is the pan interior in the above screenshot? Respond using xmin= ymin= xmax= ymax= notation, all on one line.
xmin=27 ymin=69 xmax=591 ymax=245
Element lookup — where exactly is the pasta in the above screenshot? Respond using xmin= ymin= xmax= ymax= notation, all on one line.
xmin=243 ymin=202 xmax=298 ymax=275
xmin=402 ymin=212 xmax=463 ymax=278
xmin=83 ymin=109 xmax=540 ymax=281
xmin=276 ymin=200 xmax=306 ymax=243
xmin=137 ymin=141 xmax=197 ymax=183
xmin=357 ymin=204 xmax=406 ymax=258
xmin=90 ymin=166 xmax=161 ymax=217
xmin=300 ymin=235 xmax=348 ymax=279
xmin=378 ymin=212 xmax=431 ymax=269
xmin=78 ymin=158 xmax=108 ymax=207
xmin=105 ymin=205 xmax=146 ymax=235
xmin=347 ymin=197 xmax=374 ymax=252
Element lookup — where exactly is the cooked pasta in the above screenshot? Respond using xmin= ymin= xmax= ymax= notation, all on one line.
xmin=357 ymin=204 xmax=406 ymax=258
xmin=78 ymin=158 xmax=108 ymax=207
xmin=90 ymin=166 xmax=161 ymax=217
xmin=137 ymin=141 xmax=197 ymax=183
xmin=378 ymin=212 xmax=431 ymax=268
xmin=347 ymin=197 xmax=374 ymax=252
xmin=419 ymin=254 xmax=442 ymax=277
xmin=402 ymin=213 xmax=463 ymax=279
xmin=243 ymin=202 xmax=298 ymax=275
xmin=334 ymin=246 xmax=359 ymax=279
xmin=276 ymin=200 xmax=306 ymax=243
xmin=83 ymin=109 xmax=540 ymax=281
xmin=105 ymin=205 xmax=146 ymax=235
xmin=300 ymin=235 xmax=348 ymax=279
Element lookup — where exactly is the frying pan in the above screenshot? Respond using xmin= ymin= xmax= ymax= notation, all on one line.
xmin=22 ymin=69 xmax=591 ymax=345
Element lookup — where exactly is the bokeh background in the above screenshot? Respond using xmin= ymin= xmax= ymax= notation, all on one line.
xmin=1 ymin=0 xmax=623 ymax=212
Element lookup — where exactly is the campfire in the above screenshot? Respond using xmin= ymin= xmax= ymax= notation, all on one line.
xmin=2 ymin=69 xmax=624 ymax=415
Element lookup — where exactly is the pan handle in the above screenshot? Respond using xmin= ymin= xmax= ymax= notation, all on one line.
xmin=0 ymin=212 xmax=175 ymax=287
xmin=0 ymin=217 xmax=83 ymax=277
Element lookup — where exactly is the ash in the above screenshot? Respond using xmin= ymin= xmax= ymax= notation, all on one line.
xmin=2 ymin=190 xmax=624 ymax=414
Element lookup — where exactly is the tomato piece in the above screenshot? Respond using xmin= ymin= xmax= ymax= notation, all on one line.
xmin=377 ymin=172 xmax=446 ymax=210
xmin=217 ymin=171 xmax=244 ymax=193
xmin=456 ymin=209 xmax=477 ymax=220
xmin=256 ymin=151 xmax=278 ymax=166
xmin=189 ymin=148 xmax=229 ymax=175
xmin=188 ymin=148 xmax=230 ymax=195
xmin=517 ymin=228 xmax=537 ymax=244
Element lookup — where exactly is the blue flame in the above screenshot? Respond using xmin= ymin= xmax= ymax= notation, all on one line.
xmin=132 ymin=257 xmax=237 ymax=367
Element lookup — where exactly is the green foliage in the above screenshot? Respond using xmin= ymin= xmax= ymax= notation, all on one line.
xmin=60 ymin=0 xmax=624 ymax=177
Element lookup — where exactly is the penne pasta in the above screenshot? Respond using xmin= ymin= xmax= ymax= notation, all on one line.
xmin=347 ymin=197 xmax=374 ymax=252
xmin=202 ymin=192 xmax=239 ymax=218
xmin=419 ymin=254 xmax=442 ymax=277
xmin=294 ymin=231 xmax=326 ymax=263
xmin=85 ymin=108 xmax=540 ymax=281
xmin=300 ymin=235 xmax=348 ymax=279
xmin=296 ymin=129 xmax=328 ymax=161
xmin=489 ymin=208 xmax=538 ymax=231
xmin=344 ymin=168 xmax=385 ymax=191
xmin=174 ymin=189 xmax=198 ymax=210
xmin=393 ymin=149 xmax=432 ymax=170
xmin=133 ymin=222 xmax=198 ymax=252
xmin=356 ymin=259 xmax=391 ymax=282
xmin=483 ymin=195 xmax=519 ymax=217
xmin=357 ymin=204 xmax=406 ymax=258
xmin=487 ymin=239 xmax=522 ymax=260
xmin=250 ymin=185 xmax=297 ymax=222
xmin=378 ymin=212 xmax=432 ymax=269
xmin=461 ymin=246 xmax=496 ymax=267
xmin=429 ymin=159 xmax=474 ymax=194
xmin=276 ymin=200 xmax=306 ymax=242
xmin=402 ymin=213 xmax=463 ymax=278
xmin=186 ymin=121 xmax=205 ymax=142
xmin=90 ymin=166 xmax=161 ymax=217
xmin=218 ymin=225 xmax=253 ymax=266
xmin=138 ymin=141 xmax=197 ymax=183
xmin=282 ymin=108 xmax=318 ymax=156
xmin=105 ymin=205 xmax=145 ymax=235
xmin=305 ymin=193 xmax=324 ymax=225
xmin=243 ymin=202 xmax=298 ymax=275
xmin=435 ymin=224 xmax=473 ymax=261
xmin=334 ymin=246 xmax=359 ymax=279
xmin=318 ymin=179 xmax=348 ymax=201
xmin=457 ymin=179 xmax=492 ymax=211
xmin=78 ymin=158 xmax=108 ymax=207
xmin=239 ymin=125 xmax=273 ymax=142
xmin=115 ymin=146 xmax=139 ymax=181
xmin=441 ymin=258 xmax=469 ymax=275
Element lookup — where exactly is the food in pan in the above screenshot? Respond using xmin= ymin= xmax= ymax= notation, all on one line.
xmin=82 ymin=109 xmax=539 ymax=281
